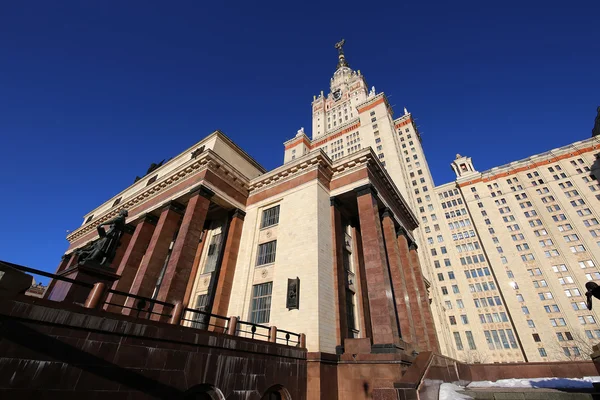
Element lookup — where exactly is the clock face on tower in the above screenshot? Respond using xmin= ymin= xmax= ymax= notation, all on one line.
xmin=332 ymin=89 xmax=342 ymax=101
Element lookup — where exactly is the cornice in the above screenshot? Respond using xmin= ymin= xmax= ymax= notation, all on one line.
xmin=330 ymin=149 xmax=419 ymax=231
xmin=67 ymin=150 xmax=250 ymax=243
xmin=248 ymin=151 xmax=333 ymax=195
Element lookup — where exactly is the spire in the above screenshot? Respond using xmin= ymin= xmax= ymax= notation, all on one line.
xmin=334 ymin=39 xmax=349 ymax=69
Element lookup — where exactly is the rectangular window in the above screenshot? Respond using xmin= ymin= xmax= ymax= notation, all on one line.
xmin=250 ymin=282 xmax=272 ymax=324
xmin=465 ymin=331 xmax=476 ymax=350
xmin=256 ymin=240 xmax=277 ymax=266
xmin=453 ymin=332 xmax=464 ymax=350
xmin=260 ymin=205 xmax=280 ymax=228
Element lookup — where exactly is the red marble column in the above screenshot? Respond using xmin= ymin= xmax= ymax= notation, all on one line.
xmin=152 ymin=187 xmax=212 ymax=319
xmin=381 ymin=210 xmax=415 ymax=344
xmin=355 ymin=184 xmax=400 ymax=345
xmin=123 ymin=202 xmax=183 ymax=315
xmin=44 ymin=254 xmax=73 ymax=300
xmin=398 ymin=231 xmax=428 ymax=350
xmin=211 ymin=209 xmax=245 ymax=317
xmin=409 ymin=244 xmax=440 ymax=352
xmin=330 ymin=197 xmax=348 ymax=346
xmin=352 ymin=225 xmax=372 ymax=340
xmin=107 ymin=224 xmax=135 ymax=273
xmin=104 ymin=214 xmax=158 ymax=313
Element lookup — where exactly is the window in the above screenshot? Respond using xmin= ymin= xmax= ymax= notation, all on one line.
xmin=260 ymin=205 xmax=280 ymax=228
xmin=112 ymin=197 xmax=122 ymax=207
xmin=539 ymin=348 xmax=547 ymax=357
xmin=465 ymin=331 xmax=476 ymax=350
xmin=441 ymin=286 xmax=448 ymax=295
xmin=256 ymin=240 xmax=277 ymax=266
xmin=453 ymin=332 xmax=463 ymax=350
xmin=449 ymin=316 xmax=457 ymax=325
xmin=461 ymin=314 xmax=469 ymax=324
xmin=250 ymin=282 xmax=272 ymax=324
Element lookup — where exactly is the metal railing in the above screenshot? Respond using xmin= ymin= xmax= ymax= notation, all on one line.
xmin=103 ymin=287 xmax=174 ymax=320
xmin=4 ymin=262 xmax=305 ymax=348
xmin=276 ymin=328 xmax=301 ymax=346
xmin=236 ymin=320 xmax=271 ymax=341
xmin=181 ymin=308 xmax=230 ymax=333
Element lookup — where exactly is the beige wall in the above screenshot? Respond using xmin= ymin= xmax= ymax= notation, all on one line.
xmin=227 ymin=179 xmax=337 ymax=353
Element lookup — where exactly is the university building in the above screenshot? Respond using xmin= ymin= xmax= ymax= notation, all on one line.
xmin=47 ymin=41 xmax=600 ymax=364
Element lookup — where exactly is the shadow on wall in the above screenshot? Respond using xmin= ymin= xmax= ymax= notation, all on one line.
xmin=0 ymin=319 xmax=295 ymax=399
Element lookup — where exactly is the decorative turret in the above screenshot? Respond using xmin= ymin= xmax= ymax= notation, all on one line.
xmin=451 ymin=154 xmax=478 ymax=179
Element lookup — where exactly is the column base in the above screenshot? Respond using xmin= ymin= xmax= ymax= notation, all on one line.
xmin=341 ymin=337 xmax=418 ymax=362
xmin=47 ymin=262 xmax=120 ymax=305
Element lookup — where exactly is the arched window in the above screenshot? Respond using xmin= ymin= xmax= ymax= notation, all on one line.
xmin=184 ymin=384 xmax=225 ymax=400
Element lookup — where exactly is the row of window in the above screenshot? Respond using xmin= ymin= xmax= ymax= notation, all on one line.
xmin=484 ymin=329 xmax=518 ymax=350
xmin=453 ymin=331 xmax=476 ymax=351
xmin=474 ymin=296 xmax=503 ymax=308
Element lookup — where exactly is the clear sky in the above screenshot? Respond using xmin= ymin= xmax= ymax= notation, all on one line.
xmin=1 ymin=1 xmax=599 ymax=282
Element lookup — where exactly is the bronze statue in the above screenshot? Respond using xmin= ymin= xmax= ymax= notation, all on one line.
xmin=585 ymin=281 xmax=600 ymax=310
xmin=76 ymin=209 xmax=129 ymax=267
xmin=334 ymin=39 xmax=345 ymax=56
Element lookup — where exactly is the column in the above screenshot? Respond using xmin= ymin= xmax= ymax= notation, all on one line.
xmin=397 ymin=231 xmax=428 ymax=350
xmin=107 ymin=224 xmax=136 ymax=272
xmin=123 ymin=202 xmax=183 ymax=315
xmin=409 ymin=244 xmax=440 ymax=352
xmin=152 ymin=186 xmax=212 ymax=318
xmin=44 ymin=254 xmax=73 ymax=300
xmin=351 ymin=225 xmax=372 ymax=340
xmin=330 ymin=197 xmax=348 ymax=346
xmin=381 ymin=210 xmax=415 ymax=344
xmin=355 ymin=184 xmax=400 ymax=345
xmin=104 ymin=214 xmax=157 ymax=313
xmin=182 ymin=227 xmax=208 ymax=308
xmin=211 ymin=209 xmax=245 ymax=317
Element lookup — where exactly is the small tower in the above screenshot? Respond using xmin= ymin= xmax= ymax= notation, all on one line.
xmin=451 ymin=154 xmax=478 ymax=179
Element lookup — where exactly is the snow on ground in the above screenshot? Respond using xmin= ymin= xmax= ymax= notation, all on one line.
xmin=467 ymin=376 xmax=600 ymax=389
xmin=439 ymin=383 xmax=473 ymax=400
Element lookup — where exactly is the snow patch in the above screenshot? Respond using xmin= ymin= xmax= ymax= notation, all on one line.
xmin=439 ymin=383 xmax=472 ymax=400
xmin=467 ymin=376 xmax=600 ymax=389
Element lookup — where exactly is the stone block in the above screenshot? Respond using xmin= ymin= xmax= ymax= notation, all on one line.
xmin=344 ymin=337 xmax=372 ymax=354
xmin=0 ymin=261 xmax=33 ymax=297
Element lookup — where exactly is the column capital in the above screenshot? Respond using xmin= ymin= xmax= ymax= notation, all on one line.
xmin=189 ymin=184 xmax=215 ymax=199
xmin=139 ymin=213 xmax=159 ymax=225
xmin=354 ymin=184 xmax=378 ymax=198
xmin=409 ymin=242 xmax=418 ymax=251
xmin=123 ymin=224 xmax=136 ymax=235
xmin=162 ymin=200 xmax=186 ymax=215
xmin=330 ymin=196 xmax=342 ymax=208
xmin=381 ymin=207 xmax=394 ymax=220
xmin=231 ymin=208 xmax=246 ymax=220
xmin=397 ymin=227 xmax=409 ymax=238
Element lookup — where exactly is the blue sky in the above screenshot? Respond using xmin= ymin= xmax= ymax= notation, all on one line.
xmin=1 ymin=1 xmax=599 ymax=281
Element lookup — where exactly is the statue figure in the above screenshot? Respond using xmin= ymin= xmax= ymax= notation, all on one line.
xmin=76 ymin=209 xmax=129 ymax=267
xmin=585 ymin=281 xmax=600 ymax=310
xmin=334 ymin=39 xmax=345 ymax=56
xmin=592 ymin=106 xmax=600 ymax=137
xmin=369 ymin=86 xmax=375 ymax=97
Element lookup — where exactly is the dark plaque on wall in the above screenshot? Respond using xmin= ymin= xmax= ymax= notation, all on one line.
xmin=286 ymin=277 xmax=300 ymax=310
